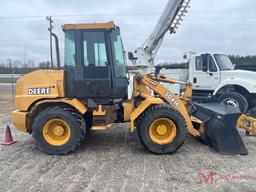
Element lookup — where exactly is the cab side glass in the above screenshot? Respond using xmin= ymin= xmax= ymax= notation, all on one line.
xmin=113 ymin=35 xmax=126 ymax=77
xmin=195 ymin=56 xmax=203 ymax=71
xmin=64 ymin=30 xmax=76 ymax=67
xmin=201 ymin=54 xmax=208 ymax=72
xmin=209 ymin=57 xmax=218 ymax=72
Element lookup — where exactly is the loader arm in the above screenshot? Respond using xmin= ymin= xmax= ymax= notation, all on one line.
xmin=133 ymin=73 xmax=256 ymax=155
xmin=134 ymin=74 xmax=200 ymax=137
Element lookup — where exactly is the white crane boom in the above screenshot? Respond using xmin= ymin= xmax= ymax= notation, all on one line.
xmin=132 ymin=0 xmax=191 ymax=67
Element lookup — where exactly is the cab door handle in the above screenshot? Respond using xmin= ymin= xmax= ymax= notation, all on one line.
xmin=193 ymin=78 xmax=197 ymax=84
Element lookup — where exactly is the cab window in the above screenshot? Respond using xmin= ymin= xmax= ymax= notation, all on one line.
xmin=209 ymin=57 xmax=218 ymax=72
xmin=83 ymin=31 xmax=108 ymax=67
xmin=195 ymin=56 xmax=203 ymax=71
xmin=195 ymin=56 xmax=218 ymax=72
xmin=64 ymin=30 xmax=76 ymax=67
xmin=112 ymin=35 xmax=126 ymax=77
xmin=109 ymin=29 xmax=126 ymax=78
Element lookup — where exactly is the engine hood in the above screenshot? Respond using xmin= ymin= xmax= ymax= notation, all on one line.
xmin=221 ymin=70 xmax=256 ymax=81
xmin=15 ymin=70 xmax=65 ymax=111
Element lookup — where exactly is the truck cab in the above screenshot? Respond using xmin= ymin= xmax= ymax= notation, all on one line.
xmin=189 ymin=53 xmax=256 ymax=111
xmin=190 ymin=54 xmax=234 ymax=96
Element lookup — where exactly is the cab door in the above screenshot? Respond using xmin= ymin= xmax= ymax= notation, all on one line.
xmin=64 ymin=30 xmax=112 ymax=103
xmin=192 ymin=54 xmax=221 ymax=91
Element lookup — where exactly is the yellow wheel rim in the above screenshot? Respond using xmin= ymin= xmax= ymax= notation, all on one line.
xmin=43 ymin=119 xmax=71 ymax=146
xmin=149 ymin=118 xmax=177 ymax=145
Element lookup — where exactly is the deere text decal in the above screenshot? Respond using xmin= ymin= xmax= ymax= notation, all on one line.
xmin=28 ymin=88 xmax=51 ymax=95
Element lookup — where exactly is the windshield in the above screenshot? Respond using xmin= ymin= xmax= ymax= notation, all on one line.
xmin=111 ymin=30 xmax=126 ymax=78
xmin=214 ymin=54 xmax=234 ymax=71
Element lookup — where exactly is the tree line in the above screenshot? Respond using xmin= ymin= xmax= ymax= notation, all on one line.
xmin=0 ymin=55 xmax=256 ymax=74
xmin=0 ymin=59 xmax=54 ymax=74
xmin=229 ymin=55 xmax=256 ymax=65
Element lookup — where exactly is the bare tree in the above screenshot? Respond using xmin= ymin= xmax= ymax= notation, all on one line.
xmin=7 ymin=59 xmax=12 ymax=72
xmin=38 ymin=61 xmax=50 ymax=69
xmin=27 ymin=59 xmax=35 ymax=68
xmin=0 ymin=62 xmax=5 ymax=67
xmin=13 ymin=60 xmax=22 ymax=68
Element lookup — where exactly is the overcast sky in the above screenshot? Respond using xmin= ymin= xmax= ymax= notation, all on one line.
xmin=0 ymin=0 xmax=255 ymax=65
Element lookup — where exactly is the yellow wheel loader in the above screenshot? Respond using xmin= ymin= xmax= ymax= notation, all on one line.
xmin=11 ymin=22 xmax=256 ymax=155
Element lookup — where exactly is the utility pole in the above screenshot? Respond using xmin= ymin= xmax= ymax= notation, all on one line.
xmin=24 ymin=48 xmax=27 ymax=69
xmin=46 ymin=16 xmax=54 ymax=69
xmin=8 ymin=59 xmax=12 ymax=73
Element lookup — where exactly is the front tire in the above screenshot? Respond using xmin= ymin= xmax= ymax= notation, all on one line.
xmin=137 ymin=105 xmax=187 ymax=154
xmin=218 ymin=92 xmax=248 ymax=113
xmin=32 ymin=106 xmax=86 ymax=155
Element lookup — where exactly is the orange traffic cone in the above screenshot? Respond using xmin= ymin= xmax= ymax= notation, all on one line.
xmin=1 ymin=125 xmax=17 ymax=145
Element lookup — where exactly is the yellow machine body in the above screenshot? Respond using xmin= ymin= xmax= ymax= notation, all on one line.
xmin=15 ymin=70 xmax=65 ymax=111
xmin=13 ymin=70 xmax=256 ymax=135
xmin=12 ymin=70 xmax=87 ymax=133
xmin=12 ymin=70 xmax=199 ymax=135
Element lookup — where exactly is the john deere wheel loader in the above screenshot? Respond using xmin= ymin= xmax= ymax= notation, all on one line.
xmin=11 ymin=21 xmax=256 ymax=155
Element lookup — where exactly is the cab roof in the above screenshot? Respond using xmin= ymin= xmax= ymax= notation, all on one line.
xmin=62 ymin=21 xmax=115 ymax=30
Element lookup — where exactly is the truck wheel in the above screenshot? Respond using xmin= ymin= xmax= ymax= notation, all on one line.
xmin=218 ymin=92 xmax=248 ymax=113
xmin=32 ymin=106 xmax=86 ymax=155
xmin=137 ymin=105 xmax=186 ymax=154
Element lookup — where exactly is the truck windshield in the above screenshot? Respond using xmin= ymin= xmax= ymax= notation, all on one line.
xmin=214 ymin=54 xmax=234 ymax=71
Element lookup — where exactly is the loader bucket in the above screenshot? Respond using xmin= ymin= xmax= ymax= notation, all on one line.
xmin=191 ymin=102 xmax=248 ymax=155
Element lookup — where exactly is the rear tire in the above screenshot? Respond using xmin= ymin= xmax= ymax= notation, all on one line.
xmin=32 ymin=106 xmax=86 ymax=155
xmin=137 ymin=105 xmax=186 ymax=154
xmin=218 ymin=92 xmax=248 ymax=113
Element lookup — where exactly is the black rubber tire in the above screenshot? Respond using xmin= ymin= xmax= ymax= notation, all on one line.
xmin=53 ymin=106 xmax=87 ymax=140
xmin=32 ymin=106 xmax=86 ymax=155
xmin=218 ymin=92 xmax=249 ymax=113
xmin=136 ymin=105 xmax=187 ymax=155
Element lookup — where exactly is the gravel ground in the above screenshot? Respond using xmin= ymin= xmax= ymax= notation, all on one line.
xmin=0 ymin=90 xmax=256 ymax=192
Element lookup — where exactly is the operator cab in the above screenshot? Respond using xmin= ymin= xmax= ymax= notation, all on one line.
xmin=62 ymin=22 xmax=128 ymax=105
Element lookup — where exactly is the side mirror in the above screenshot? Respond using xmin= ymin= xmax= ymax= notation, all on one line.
xmin=201 ymin=54 xmax=209 ymax=72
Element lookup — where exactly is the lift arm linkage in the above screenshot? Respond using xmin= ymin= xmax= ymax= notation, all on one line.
xmin=134 ymin=74 xmax=200 ymax=137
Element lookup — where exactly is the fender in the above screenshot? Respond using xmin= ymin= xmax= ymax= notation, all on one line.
xmin=213 ymin=77 xmax=256 ymax=95
xmin=130 ymin=97 xmax=164 ymax=132
xmin=12 ymin=98 xmax=87 ymax=133
xmin=32 ymin=98 xmax=87 ymax=114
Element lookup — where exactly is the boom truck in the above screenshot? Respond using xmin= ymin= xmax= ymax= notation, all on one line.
xmin=157 ymin=53 xmax=256 ymax=114
xmin=12 ymin=0 xmax=256 ymax=155
xmin=128 ymin=0 xmax=188 ymax=70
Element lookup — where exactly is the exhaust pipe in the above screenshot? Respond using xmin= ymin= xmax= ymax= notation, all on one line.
xmin=51 ymin=32 xmax=61 ymax=69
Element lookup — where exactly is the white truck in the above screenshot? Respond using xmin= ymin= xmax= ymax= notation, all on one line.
xmin=158 ymin=53 xmax=256 ymax=113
